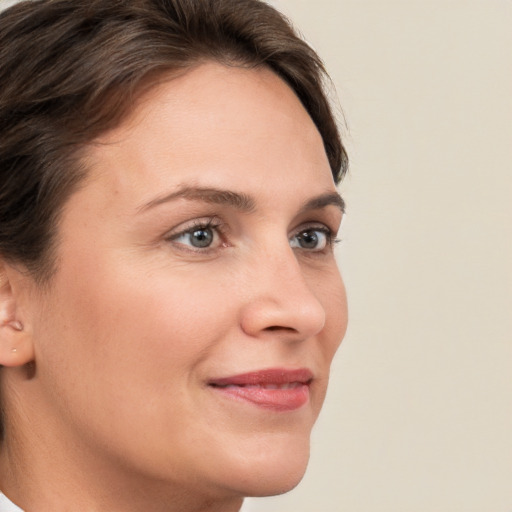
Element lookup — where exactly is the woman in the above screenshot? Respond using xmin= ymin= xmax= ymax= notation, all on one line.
xmin=0 ymin=0 xmax=348 ymax=510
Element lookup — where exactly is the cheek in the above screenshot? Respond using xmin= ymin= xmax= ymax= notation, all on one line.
xmin=77 ymin=271 xmax=231 ymax=365
xmin=34 ymin=261 xmax=232 ymax=398
xmin=119 ymin=275 xmax=232 ymax=358
xmin=31 ymin=264 xmax=236 ymax=452
xmin=330 ymin=276 xmax=348 ymax=343
xmin=314 ymin=265 xmax=348 ymax=359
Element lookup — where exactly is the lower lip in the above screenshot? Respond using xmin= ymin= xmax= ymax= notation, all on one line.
xmin=210 ymin=383 xmax=310 ymax=411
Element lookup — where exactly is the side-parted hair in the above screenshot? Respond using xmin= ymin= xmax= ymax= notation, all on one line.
xmin=0 ymin=0 xmax=348 ymax=282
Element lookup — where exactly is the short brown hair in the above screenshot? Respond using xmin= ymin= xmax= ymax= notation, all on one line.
xmin=0 ymin=0 xmax=348 ymax=282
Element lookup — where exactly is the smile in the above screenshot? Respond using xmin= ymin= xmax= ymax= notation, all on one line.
xmin=208 ymin=368 xmax=313 ymax=411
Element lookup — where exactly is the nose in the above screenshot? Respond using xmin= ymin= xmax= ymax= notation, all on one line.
xmin=239 ymin=248 xmax=326 ymax=341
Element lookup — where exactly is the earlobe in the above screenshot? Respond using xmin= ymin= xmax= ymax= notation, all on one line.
xmin=0 ymin=263 xmax=35 ymax=367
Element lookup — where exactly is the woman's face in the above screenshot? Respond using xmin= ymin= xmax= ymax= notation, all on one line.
xmin=22 ymin=63 xmax=347 ymax=502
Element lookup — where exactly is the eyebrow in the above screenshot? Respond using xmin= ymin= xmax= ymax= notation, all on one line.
xmin=139 ymin=185 xmax=256 ymax=213
xmin=139 ymin=186 xmax=345 ymax=214
xmin=299 ymin=192 xmax=345 ymax=215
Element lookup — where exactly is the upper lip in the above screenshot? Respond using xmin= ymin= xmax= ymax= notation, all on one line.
xmin=208 ymin=368 xmax=314 ymax=387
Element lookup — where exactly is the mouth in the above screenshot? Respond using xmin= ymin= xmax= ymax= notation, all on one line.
xmin=208 ymin=368 xmax=313 ymax=411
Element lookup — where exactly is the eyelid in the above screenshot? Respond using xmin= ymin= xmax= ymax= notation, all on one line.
xmin=291 ymin=220 xmax=338 ymax=237
xmin=166 ymin=216 xmax=213 ymax=236
xmin=295 ymin=207 xmax=342 ymax=231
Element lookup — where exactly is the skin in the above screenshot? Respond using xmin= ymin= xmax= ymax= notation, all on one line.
xmin=0 ymin=62 xmax=348 ymax=512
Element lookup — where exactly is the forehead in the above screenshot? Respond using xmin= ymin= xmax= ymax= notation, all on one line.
xmin=81 ymin=62 xmax=335 ymax=211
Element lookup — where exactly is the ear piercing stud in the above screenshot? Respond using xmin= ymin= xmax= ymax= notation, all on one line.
xmin=11 ymin=320 xmax=23 ymax=331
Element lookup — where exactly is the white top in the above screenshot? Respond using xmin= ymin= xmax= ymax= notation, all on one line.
xmin=0 ymin=494 xmax=22 ymax=512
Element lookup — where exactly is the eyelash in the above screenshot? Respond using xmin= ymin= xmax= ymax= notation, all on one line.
xmin=165 ymin=217 xmax=340 ymax=255
xmin=166 ymin=217 xmax=227 ymax=254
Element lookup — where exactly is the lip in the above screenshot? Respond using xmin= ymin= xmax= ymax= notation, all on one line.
xmin=208 ymin=368 xmax=313 ymax=411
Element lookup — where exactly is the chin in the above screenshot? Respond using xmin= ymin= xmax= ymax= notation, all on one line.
xmin=243 ymin=458 xmax=309 ymax=497
xmin=219 ymin=431 xmax=312 ymax=498
xmin=244 ymin=465 xmax=309 ymax=498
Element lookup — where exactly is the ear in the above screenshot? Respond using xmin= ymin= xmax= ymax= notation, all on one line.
xmin=0 ymin=262 xmax=35 ymax=367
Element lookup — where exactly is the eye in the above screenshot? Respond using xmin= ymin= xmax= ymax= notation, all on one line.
xmin=167 ymin=218 xmax=225 ymax=251
xmin=289 ymin=226 xmax=334 ymax=252
xmin=178 ymin=227 xmax=215 ymax=248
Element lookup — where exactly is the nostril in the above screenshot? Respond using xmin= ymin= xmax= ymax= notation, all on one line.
xmin=264 ymin=325 xmax=298 ymax=333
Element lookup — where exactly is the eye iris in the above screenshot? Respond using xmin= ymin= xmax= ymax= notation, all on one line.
xmin=190 ymin=228 xmax=213 ymax=248
xmin=298 ymin=230 xmax=319 ymax=249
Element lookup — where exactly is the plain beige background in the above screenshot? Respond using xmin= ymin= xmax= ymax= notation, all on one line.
xmin=245 ymin=1 xmax=512 ymax=511
xmin=1 ymin=0 xmax=510 ymax=511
